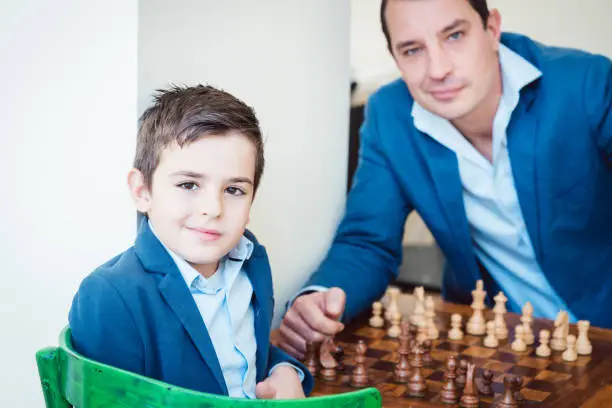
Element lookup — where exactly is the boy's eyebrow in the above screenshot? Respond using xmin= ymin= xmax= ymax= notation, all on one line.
xmin=170 ymin=171 xmax=253 ymax=185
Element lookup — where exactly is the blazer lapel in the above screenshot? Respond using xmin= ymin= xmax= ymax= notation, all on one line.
xmin=507 ymin=85 xmax=542 ymax=261
xmin=134 ymin=219 xmax=228 ymax=395
xmin=420 ymin=138 xmax=481 ymax=283
xmin=243 ymin=246 xmax=272 ymax=382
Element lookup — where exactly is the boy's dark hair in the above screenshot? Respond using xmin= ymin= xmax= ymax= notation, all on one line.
xmin=134 ymin=84 xmax=264 ymax=191
xmin=380 ymin=0 xmax=490 ymax=53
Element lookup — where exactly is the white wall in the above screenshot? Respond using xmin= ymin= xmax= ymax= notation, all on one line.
xmin=350 ymin=0 xmax=612 ymax=92
xmin=139 ymin=0 xmax=351 ymax=328
xmin=0 ymin=1 xmax=138 ymax=406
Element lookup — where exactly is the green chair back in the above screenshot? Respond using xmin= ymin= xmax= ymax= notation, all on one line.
xmin=36 ymin=327 xmax=381 ymax=408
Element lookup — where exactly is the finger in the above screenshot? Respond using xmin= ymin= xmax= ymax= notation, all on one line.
xmin=279 ymin=341 xmax=304 ymax=360
xmin=294 ymin=296 xmax=344 ymax=336
xmin=283 ymin=308 xmax=327 ymax=345
xmin=279 ymin=323 xmax=308 ymax=358
xmin=255 ymin=381 xmax=276 ymax=399
xmin=324 ymin=287 xmax=346 ymax=319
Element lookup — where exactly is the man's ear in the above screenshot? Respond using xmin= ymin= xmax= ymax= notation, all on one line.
xmin=127 ymin=168 xmax=152 ymax=214
xmin=487 ymin=9 xmax=502 ymax=50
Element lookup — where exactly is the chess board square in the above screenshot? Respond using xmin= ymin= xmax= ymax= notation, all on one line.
xmin=546 ymin=362 xmax=587 ymax=375
xmin=426 ymin=370 xmax=445 ymax=382
xmin=462 ymin=335 xmax=486 ymax=346
xmin=370 ymin=360 xmax=396 ymax=372
xmin=491 ymin=351 xmax=521 ymax=364
xmin=436 ymin=341 xmax=469 ymax=353
xmin=482 ymin=360 xmax=513 ymax=374
xmin=517 ymin=356 xmax=553 ymax=369
xmin=534 ymin=370 xmax=572 ymax=383
xmin=525 ymin=379 xmax=559 ymax=393
xmin=369 ymin=339 xmax=398 ymax=352
xmin=355 ymin=327 xmax=386 ymax=338
xmin=365 ymin=347 xmax=392 ymax=359
xmin=377 ymin=382 xmax=407 ymax=397
xmin=506 ymin=365 xmax=540 ymax=378
xmin=521 ymin=388 xmax=551 ymax=402
xmin=461 ymin=346 xmax=497 ymax=359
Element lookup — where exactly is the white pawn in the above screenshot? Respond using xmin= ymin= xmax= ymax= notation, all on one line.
xmin=369 ymin=301 xmax=384 ymax=328
xmin=562 ymin=334 xmax=578 ymax=362
xmin=388 ymin=311 xmax=402 ymax=338
xmin=425 ymin=296 xmax=439 ymax=340
xmin=511 ymin=324 xmax=527 ymax=352
xmin=493 ymin=291 xmax=509 ymax=340
xmin=483 ymin=321 xmax=499 ymax=348
xmin=410 ymin=287 xmax=426 ymax=327
xmin=536 ymin=329 xmax=552 ymax=358
xmin=448 ymin=313 xmax=464 ymax=341
xmin=521 ymin=302 xmax=535 ymax=345
xmin=576 ymin=320 xmax=592 ymax=356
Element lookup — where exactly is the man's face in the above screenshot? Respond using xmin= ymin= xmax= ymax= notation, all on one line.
xmin=132 ymin=132 xmax=256 ymax=276
xmin=386 ymin=0 xmax=501 ymax=120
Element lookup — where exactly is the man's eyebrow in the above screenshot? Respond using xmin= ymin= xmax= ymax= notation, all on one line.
xmin=440 ymin=19 xmax=470 ymax=34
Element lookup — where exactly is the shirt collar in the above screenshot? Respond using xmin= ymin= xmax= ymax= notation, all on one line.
xmin=148 ymin=220 xmax=254 ymax=292
xmin=411 ymin=43 xmax=542 ymax=125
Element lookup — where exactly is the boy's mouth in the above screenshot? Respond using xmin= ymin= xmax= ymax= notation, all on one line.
xmin=188 ymin=227 xmax=222 ymax=242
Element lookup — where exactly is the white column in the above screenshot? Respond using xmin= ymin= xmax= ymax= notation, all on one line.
xmin=0 ymin=1 xmax=138 ymax=407
xmin=139 ymin=1 xmax=351 ymax=326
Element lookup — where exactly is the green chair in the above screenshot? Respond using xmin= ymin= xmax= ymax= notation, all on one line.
xmin=36 ymin=328 xmax=382 ymax=408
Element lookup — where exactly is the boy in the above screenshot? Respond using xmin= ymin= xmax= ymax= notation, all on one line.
xmin=69 ymin=85 xmax=312 ymax=399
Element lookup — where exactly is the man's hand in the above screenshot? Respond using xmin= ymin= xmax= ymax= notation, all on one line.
xmin=255 ymin=365 xmax=305 ymax=399
xmin=279 ymin=287 xmax=346 ymax=359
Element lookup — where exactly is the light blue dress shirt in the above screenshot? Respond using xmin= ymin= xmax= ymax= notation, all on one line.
xmin=411 ymin=44 xmax=576 ymax=321
xmin=150 ymin=222 xmax=303 ymax=398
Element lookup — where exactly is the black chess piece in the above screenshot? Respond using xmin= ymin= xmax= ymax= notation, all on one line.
xmin=456 ymin=358 xmax=468 ymax=389
xmin=459 ymin=363 xmax=479 ymax=408
xmin=440 ymin=355 xmax=460 ymax=404
xmin=334 ymin=345 xmax=345 ymax=371
xmin=512 ymin=376 xmax=525 ymax=403
xmin=422 ymin=339 xmax=434 ymax=366
xmin=350 ymin=340 xmax=369 ymax=388
xmin=497 ymin=376 xmax=518 ymax=408
xmin=305 ymin=341 xmax=319 ymax=377
xmin=476 ymin=369 xmax=494 ymax=397
xmin=407 ymin=344 xmax=427 ymax=397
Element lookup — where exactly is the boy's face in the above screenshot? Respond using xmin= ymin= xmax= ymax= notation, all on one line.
xmin=386 ymin=0 xmax=501 ymax=121
xmin=130 ymin=132 xmax=256 ymax=277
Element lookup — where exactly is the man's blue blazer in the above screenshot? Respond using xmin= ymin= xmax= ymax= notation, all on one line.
xmin=69 ymin=218 xmax=313 ymax=396
xmin=306 ymin=33 xmax=612 ymax=328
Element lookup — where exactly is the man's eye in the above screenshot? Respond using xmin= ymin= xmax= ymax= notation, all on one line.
xmin=448 ymin=31 xmax=464 ymax=41
xmin=178 ymin=182 xmax=198 ymax=191
xmin=403 ymin=47 xmax=423 ymax=57
xmin=225 ymin=186 xmax=245 ymax=196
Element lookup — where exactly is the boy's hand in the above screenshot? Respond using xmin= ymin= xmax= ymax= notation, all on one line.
xmin=255 ymin=365 xmax=306 ymax=399
xmin=279 ymin=287 xmax=346 ymax=359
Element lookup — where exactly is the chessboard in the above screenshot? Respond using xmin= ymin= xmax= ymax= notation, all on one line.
xmin=306 ymin=292 xmax=612 ymax=407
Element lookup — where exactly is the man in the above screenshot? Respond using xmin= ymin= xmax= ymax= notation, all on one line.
xmin=279 ymin=0 xmax=612 ymax=359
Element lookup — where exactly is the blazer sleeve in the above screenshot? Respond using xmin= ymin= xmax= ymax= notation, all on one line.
xmin=303 ymin=95 xmax=413 ymax=322
xmin=584 ymin=55 xmax=612 ymax=165
xmin=69 ymin=273 xmax=145 ymax=375
xmin=267 ymin=344 xmax=314 ymax=396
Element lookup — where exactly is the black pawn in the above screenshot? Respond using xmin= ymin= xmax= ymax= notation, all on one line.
xmin=476 ymin=369 xmax=494 ymax=397
xmin=497 ymin=376 xmax=518 ymax=408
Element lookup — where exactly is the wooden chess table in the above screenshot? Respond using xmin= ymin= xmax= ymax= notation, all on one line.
xmin=301 ymin=299 xmax=612 ymax=407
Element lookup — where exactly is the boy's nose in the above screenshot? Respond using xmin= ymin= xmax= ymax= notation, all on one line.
xmin=200 ymin=192 xmax=223 ymax=218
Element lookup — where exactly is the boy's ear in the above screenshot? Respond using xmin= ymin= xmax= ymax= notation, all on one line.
xmin=127 ymin=168 xmax=152 ymax=213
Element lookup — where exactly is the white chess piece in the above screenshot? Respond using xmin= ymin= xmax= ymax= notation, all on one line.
xmin=425 ymin=296 xmax=439 ymax=340
xmin=369 ymin=301 xmax=384 ymax=328
xmin=521 ymin=302 xmax=534 ymax=345
xmin=388 ymin=311 xmax=402 ymax=338
xmin=385 ymin=288 xmax=401 ymax=322
xmin=551 ymin=311 xmax=569 ymax=351
xmin=410 ymin=287 xmax=426 ymax=327
xmin=483 ymin=321 xmax=499 ymax=348
xmin=493 ymin=291 xmax=509 ymax=340
xmin=511 ymin=324 xmax=527 ymax=352
xmin=576 ymin=320 xmax=592 ymax=356
xmin=562 ymin=334 xmax=578 ymax=362
xmin=448 ymin=313 xmax=464 ymax=341
xmin=536 ymin=329 xmax=552 ymax=358
xmin=467 ymin=280 xmax=487 ymax=335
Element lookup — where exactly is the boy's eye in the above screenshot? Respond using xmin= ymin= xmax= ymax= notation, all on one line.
xmin=178 ymin=182 xmax=199 ymax=191
xmin=225 ymin=186 xmax=246 ymax=196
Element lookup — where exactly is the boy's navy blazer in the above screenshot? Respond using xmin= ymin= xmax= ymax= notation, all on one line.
xmin=69 ymin=218 xmax=313 ymax=396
